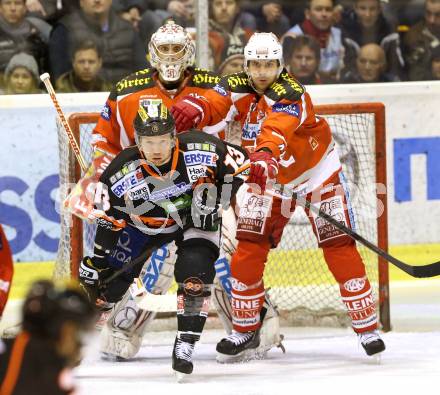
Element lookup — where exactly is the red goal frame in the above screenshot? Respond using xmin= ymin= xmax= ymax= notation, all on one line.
xmin=63 ymin=102 xmax=390 ymax=331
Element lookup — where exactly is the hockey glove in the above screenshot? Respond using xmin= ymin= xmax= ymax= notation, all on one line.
xmin=247 ymin=151 xmax=279 ymax=193
xmin=79 ymin=256 xmax=113 ymax=303
xmin=170 ymin=95 xmax=205 ymax=133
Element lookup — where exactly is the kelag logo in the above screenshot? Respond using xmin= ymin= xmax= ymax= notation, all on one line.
xmin=393 ymin=137 xmax=440 ymax=201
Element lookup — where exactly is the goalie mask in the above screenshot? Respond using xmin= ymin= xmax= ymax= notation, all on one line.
xmin=134 ymin=102 xmax=177 ymax=165
xmin=149 ymin=20 xmax=196 ymax=82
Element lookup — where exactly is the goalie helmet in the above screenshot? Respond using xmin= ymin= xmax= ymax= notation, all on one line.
xmin=148 ymin=20 xmax=196 ymax=82
xmin=244 ymin=32 xmax=284 ymax=80
xmin=22 ymin=280 xmax=96 ymax=339
xmin=133 ymin=102 xmax=176 ymax=143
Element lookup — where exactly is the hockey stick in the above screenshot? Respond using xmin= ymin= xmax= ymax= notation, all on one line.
xmin=294 ymin=194 xmax=440 ymax=278
xmin=102 ymin=223 xmax=191 ymax=286
xmin=40 ymin=73 xmax=88 ymax=172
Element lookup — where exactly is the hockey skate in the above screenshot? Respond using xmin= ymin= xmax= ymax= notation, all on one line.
xmin=216 ymin=330 xmax=260 ymax=363
xmin=172 ymin=333 xmax=199 ymax=381
xmin=359 ymin=330 xmax=386 ymax=356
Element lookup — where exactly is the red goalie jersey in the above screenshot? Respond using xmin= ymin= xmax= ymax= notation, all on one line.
xmin=196 ymin=70 xmax=339 ymax=189
xmin=93 ymin=67 xmax=224 ymax=156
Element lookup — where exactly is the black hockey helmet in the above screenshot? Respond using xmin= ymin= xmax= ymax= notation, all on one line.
xmin=22 ymin=280 xmax=97 ymax=339
xmin=133 ymin=102 xmax=176 ymax=144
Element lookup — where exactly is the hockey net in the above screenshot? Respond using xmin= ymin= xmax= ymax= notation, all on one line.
xmin=55 ymin=103 xmax=389 ymax=330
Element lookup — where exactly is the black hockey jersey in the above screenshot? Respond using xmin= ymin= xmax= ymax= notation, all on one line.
xmin=96 ymin=130 xmax=248 ymax=249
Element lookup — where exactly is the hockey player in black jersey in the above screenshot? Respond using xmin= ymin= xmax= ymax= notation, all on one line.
xmin=78 ymin=102 xmax=248 ymax=379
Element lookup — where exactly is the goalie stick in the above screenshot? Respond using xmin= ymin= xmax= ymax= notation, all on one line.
xmin=294 ymin=194 xmax=440 ymax=278
xmin=40 ymin=72 xmax=88 ymax=172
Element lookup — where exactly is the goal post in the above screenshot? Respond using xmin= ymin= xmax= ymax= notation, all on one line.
xmin=55 ymin=103 xmax=390 ymax=331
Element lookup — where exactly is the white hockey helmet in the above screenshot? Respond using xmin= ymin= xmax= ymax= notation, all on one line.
xmin=148 ymin=20 xmax=196 ymax=82
xmin=244 ymin=32 xmax=284 ymax=79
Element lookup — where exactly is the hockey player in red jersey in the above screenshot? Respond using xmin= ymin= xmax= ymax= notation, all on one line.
xmin=171 ymin=32 xmax=386 ymax=360
xmin=0 ymin=224 xmax=13 ymax=320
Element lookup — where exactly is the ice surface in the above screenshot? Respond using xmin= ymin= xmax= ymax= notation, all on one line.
xmin=3 ymin=281 xmax=439 ymax=394
xmin=76 ymin=327 xmax=440 ymax=395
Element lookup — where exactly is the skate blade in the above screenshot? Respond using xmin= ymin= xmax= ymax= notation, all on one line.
xmin=100 ymin=352 xmax=128 ymax=362
xmin=368 ymin=352 xmax=382 ymax=365
xmin=174 ymin=370 xmax=189 ymax=383
xmin=216 ymin=348 xmax=260 ymax=364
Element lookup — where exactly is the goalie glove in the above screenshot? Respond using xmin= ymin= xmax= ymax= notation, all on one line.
xmin=170 ymin=95 xmax=206 ymax=132
xmin=247 ymin=151 xmax=278 ymax=194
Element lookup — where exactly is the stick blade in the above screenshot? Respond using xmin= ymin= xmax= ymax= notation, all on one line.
xmin=412 ymin=261 xmax=440 ymax=278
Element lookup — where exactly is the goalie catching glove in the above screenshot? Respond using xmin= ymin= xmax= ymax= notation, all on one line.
xmin=170 ymin=95 xmax=206 ymax=132
xmin=247 ymin=151 xmax=279 ymax=193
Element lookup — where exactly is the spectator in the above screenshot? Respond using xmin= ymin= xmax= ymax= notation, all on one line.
xmin=210 ymin=0 xmax=255 ymax=33
xmin=404 ymin=0 xmax=440 ymax=81
xmin=241 ymin=1 xmax=290 ymax=37
xmin=25 ymin=0 xmax=79 ymax=22
xmin=137 ymin=0 xmax=195 ymax=44
xmin=218 ymin=52 xmax=244 ymax=75
xmin=286 ymin=34 xmax=335 ymax=84
xmin=1 ymin=52 xmax=40 ymax=94
xmin=49 ymin=0 xmax=147 ymax=84
xmin=341 ymin=0 xmax=405 ymax=79
xmin=341 ymin=42 xmax=399 ymax=82
xmin=0 ymin=0 xmax=51 ymax=77
xmin=113 ymin=0 xmax=144 ymax=30
xmin=282 ymin=0 xmax=345 ymax=81
xmin=423 ymin=43 xmax=440 ymax=78
xmin=55 ymin=39 xmax=111 ymax=92
xmin=208 ymin=0 xmax=253 ymax=71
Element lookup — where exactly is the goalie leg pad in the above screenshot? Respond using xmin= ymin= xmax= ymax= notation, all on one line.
xmin=100 ymin=291 xmax=156 ymax=360
xmin=212 ymin=206 xmax=236 ymax=334
xmin=100 ymin=242 xmax=177 ymax=359
xmin=258 ymin=295 xmax=285 ymax=356
xmin=213 ymin=274 xmax=233 ymax=334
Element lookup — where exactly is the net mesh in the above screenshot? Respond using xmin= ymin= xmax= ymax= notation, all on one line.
xmin=56 ymin=106 xmax=387 ymax=328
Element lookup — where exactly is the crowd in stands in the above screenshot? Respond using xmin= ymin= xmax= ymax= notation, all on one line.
xmin=0 ymin=0 xmax=439 ymax=94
